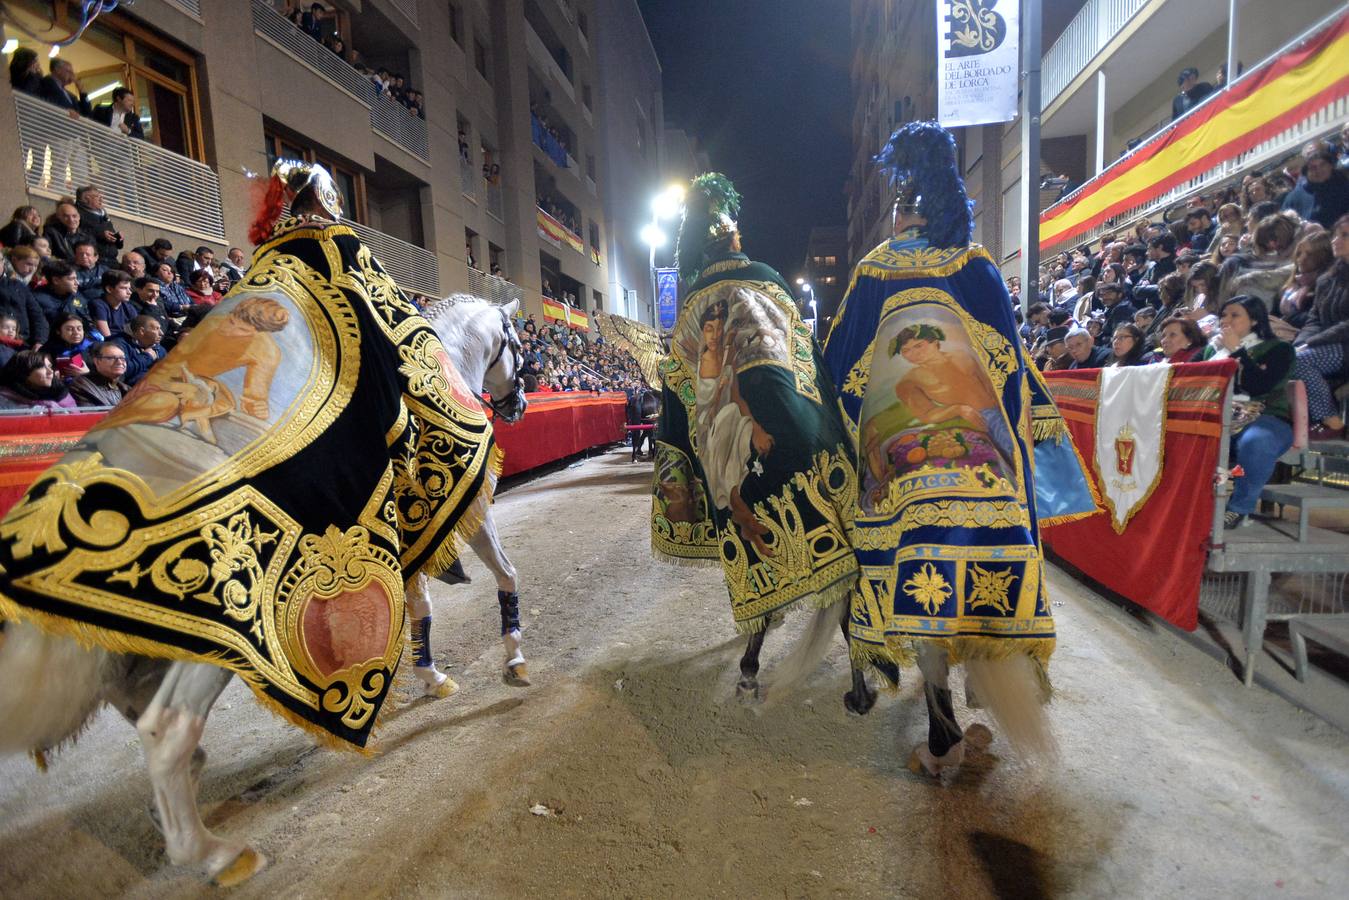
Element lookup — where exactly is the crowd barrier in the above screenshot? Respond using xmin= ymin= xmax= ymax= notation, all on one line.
xmin=0 ymin=392 xmax=628 ymax=518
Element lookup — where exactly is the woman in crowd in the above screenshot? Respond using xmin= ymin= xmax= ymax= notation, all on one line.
xmin=1184 ymin=260 xmax=1222 ymax=323
xmin=0 ymin=206 xmax=42 ymax=248
xmin=154 ymin=261 xmax=191 ymax=314
xmin=0 ymin=349 xmax=77 ymax=410
xmin=1292 ymin=213 xmax=1349 ymax=440
xmin=7 ymin=47 xmax=41 ymax=97
xmin=42 ymin=313 xmax=96 ymax=377
xmin=1278 ymin=231 xmax=1334 ymax=330
xmin=1241 ymin=174 xmax=1270 ymax=211
xmin=1149 ymin=273 xmax=1187 ymax=339
xmin=1201 ymin=296 xmax=1295 ymax=528
xmin=1216 ymin=203 xmax=1245 ymax=237
xmin=1222 ymin=213 xmax=1298 ymax=308
xmin=1108 ymin=323 xmax=1151 ymax=367
xmin=1209 ymin=232 xmax=1239 ymax=266
xmin=1156 ymin=316 xmax=1206 ymax=363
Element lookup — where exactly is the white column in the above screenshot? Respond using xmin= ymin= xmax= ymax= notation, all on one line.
xmin=1095 ymin=69 xmax=1107 ymax=175
xmin=1225 ymin=0 xmax=1240 ymax=90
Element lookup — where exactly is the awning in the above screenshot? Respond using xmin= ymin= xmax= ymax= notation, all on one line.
xmin=1039 ymin=10 xmax=1349 ymax=251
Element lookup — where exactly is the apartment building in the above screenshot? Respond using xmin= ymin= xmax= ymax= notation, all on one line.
xmin=0 ymin=0 xmax=650 ymax=319
xmin=800 ymin=225 xmax=847 ymax=323
xmin=847 ymin=0 xmax=1348 ymax=272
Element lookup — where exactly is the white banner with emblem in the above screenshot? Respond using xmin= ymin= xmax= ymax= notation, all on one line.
xmin=1093 ymin=363 xmax=1173 ymax=533
xmin=936 ymin=0 xmax=1020 ymax=128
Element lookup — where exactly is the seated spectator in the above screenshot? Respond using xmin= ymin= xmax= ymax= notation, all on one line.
xmin=37 ymin=58 xmax=92 ymax=119
xmin=1148 ymin=273 xmax=1187 ymax=338
xmin=0 ymin=349 xmax=76 ymax=410
xmin=75 ymin=186 xmax=124 ymax=265
xmin=1216 ymin=202 xmax=1244 ymax=237
xmin=1095 ymin=282 xmax=1137 ymax=345
xmin=8 ymin=47 xmax=42 ymax=98
xmin=107 ymin=315 xmax=166 ymax=386
xmin=0 ymin=246 xmax=48 ymax=346
xmin=91 ymin=270 xmax=137 ymax=338
xmin=33 ymin=259 xmax=93 ymax=334
xmin=1 ymin=205 xmax=42 ymax=248
xmin=119 ymin=249 xmax=147 ymax=279
xmin=1201 ymin=296 xmax=1294 ymax=528
xmin=1051 ymin=277 xmax=1076 ymax=311
xmin=1108 ymin=323 xmax=1151 ymax=367
xmin=1133 ymin=307 xmax=1157 ymax=335
xmin=131 ymin=276 xmax=170 ymax=332
xmin=135 ymin=237 xmax=175 ymax=270
xmin=176 ymin=246 xmax=217 ymax=285
xmin=30 ymin=235 xmax=51 ymax=262
xmin=72 ymin=239 xmax=108 ymax=302
xmin=1174 ymin=250 xmax=1200 ymax=282
xmin=91 ymin=87 xmax=143 ymax=139
xmin=221 ymin=247 xmax=247 ymax=284
xmin=1183 ymin=260 xmax=1222 ymax=325
xmin=42 ymin=313 xmax=96 ymax=378
xmin=1277 ymin=230 xmax=1334 ymax=331
xmin=68 ymin=342 xmax=131 ymax=408
xmin=1156 ymin=316 xmax=1206 ymax=364
xmin=1291 ymin=213 xmax=1349 ymax=439
xmin=1210 ymin=232 xmax=1239 ymax=266
xmin=43 ymin=200 xmax=91 ymax=262
xmin=186 ymin=268 xmax=224 ymax=307
xmin=1065 ymin=326 xmax=1110 ymax=369
xmin=1184 ymin=208 xmax=1217 ymax=254
xmin=0 ymin=314 xmax=24 ymax=367
xmin=152 ymin=261 xmax=191 ymax=315
xmin=1122 ymin=244 xmax=1148 ymax=286
xmin=1143 ymin=233 xmax=1177 ymax=285
xmin=1222 ymin=213 xmax=1298 ymax=308
xmin=1036 ymin=325 xmax=1072 ymax=371
xmin=1282 ymin=141 xmax=1349 ymax=230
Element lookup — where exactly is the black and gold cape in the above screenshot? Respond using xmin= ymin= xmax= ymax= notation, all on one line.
xmin=651 ymin=253 xmax=859 ymax=632
xmin=0 ymin=218 xmax=499 ymax=749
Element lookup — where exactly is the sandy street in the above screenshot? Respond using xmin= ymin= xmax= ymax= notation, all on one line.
xmin=1 ymin=447 xmax=1347 ymax=898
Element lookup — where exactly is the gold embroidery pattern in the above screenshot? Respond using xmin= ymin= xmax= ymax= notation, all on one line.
xmin=841 ymin=341 xmax=874 ymax=398
xmin=902 ymin=563 xmax=952 ymax=616
xmin=967 ymin=563 xmax=1016 ymax=614
xmin=853 ymin=499 xmax=1030 ymax=549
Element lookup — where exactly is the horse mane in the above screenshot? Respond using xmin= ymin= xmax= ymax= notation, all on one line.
xmin=420 ymin=293 xmax=494 ymax=325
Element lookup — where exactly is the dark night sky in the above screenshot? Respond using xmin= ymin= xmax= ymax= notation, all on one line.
xmin=635 ymin=0 xmax=854 ymax=281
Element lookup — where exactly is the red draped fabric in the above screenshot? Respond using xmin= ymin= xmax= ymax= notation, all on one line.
xmin=1041 ymin=361 xmax=1235 ymax=631
xmin=0 ymin=411 xmax=107 ymax=518
xmin=491 ymin=392 xmax=627 ymax=477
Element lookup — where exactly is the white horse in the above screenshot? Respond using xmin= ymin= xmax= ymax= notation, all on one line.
xmin=0 ymin=295 xmax=527 ymax=885
xmin=406 ymin=295 xmax=530 ymax=696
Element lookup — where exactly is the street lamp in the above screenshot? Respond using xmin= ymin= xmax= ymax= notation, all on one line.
xmin=643 ymin=184 xmax=685 ymax=327
xmin=799 ymin=282 xmax=817 ymax=334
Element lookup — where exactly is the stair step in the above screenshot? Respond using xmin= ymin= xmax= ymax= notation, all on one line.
xmin=1262 ymin=482 xmax=1349 ymax=508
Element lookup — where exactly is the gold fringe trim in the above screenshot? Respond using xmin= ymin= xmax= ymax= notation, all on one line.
xmin=1032 ymin=416 xmax=1071 ymax=443
xmin=849 ymin=632 xmax=1056 ymax=691
xmin=733 ymin=573 xmax=855 ymax=635
xmin=1039 ymin=508 xmax=1100 ymax=528
xmin=649 ymin=544 xmax=722 ymax=568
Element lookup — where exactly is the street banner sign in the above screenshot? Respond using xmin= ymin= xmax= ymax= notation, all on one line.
xmin=657 ymin=267 xmax=679 ymax=331
xmin=937 ymin=0 xmax=1020 ymax=127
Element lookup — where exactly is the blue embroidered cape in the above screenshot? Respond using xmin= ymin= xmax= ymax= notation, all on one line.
xmin=822 ymin=235 xmax=1097 ymax=668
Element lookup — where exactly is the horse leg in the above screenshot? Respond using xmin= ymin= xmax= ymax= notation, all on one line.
xmin=407 ymin=572 xmax=458 ymax=698
xmin=468 ymin=510 xmax=529 ymax=686
xmin=908 ymin=644 xmax=969 ymax=778
xmin=736 ymin=629 xmax=766 ymax=703
xmin=841 ymin=605 xmax=878 ymax=716
xmin=135 ymin=661 xmax=264 ymax=885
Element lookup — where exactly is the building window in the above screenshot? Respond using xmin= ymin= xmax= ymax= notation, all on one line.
xmin=821 ymin=275 xmax=837 ymax=285
xmin=4 ymin=0 xmax=205 ymax=160
xmin=474 ymin=38 xmax=490 ymax=80
xmin=263 ymin=129 xmax=366 ymax=222
xmin=448 ymin=3 xmax=463 ymax=47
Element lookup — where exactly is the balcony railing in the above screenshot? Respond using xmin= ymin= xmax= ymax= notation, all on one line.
xmin=486 ymin=182 xmax=505 ymax=221
xmin=1041 ymin=0 xmax=1149 ymax=106
xmin=344 ymin=219 xmax=440 ymax=297
xmin=536 ymin=207 xmax=585 ymax=255
xmin=370 ymin=91 xmax=429 ymax=161
xmin=526 ymin=22 xmax=576 ymax=101
xmin=459 ymin=157 xmax=478 ymax=199
xmin=13 ymin=92 xmax=225 ymax=243
xmin=387 ymin=0 xmax=419 ymax=27
xmin=466 ymin=267 xmax=525 ymax=307
xmin=531 ymin=113 xmax=570 ymax=168
xmin=251 ymin=0 xmax=374 ymax=103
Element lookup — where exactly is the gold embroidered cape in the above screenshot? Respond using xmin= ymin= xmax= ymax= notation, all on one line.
xmin=651 ymin=254 xmax=858 ymax=632
xmin=0 ymin=219 xmax=499 ymax=750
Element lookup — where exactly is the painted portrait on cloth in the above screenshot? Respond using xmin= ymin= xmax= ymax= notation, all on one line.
xmin=88 ymin=289 xmax=314 ymax=498
xmin=858 ymin=303 xmax=1018 ymax=515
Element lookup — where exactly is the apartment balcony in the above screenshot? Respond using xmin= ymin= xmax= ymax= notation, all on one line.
xmin=459 ymin=156 xmax=478 ymax=200
xmin=251 ymin=0 xmax=428 ymax=163
xmin=12 ymin=92 xmax=225 ymax=243
xmin=486 ymin=182 xmax=505 ymax=221
xmin=1041 ymin=0 xmax=1149 ymax=107
xmin=345 ymin=219 xmax=440 ymax=297
xmin=536 ymin=207 xmax=585 ymax=258
xmin=466 ymin=267 xmax=525 ymax=307
xmin=526 ymin=21 xmax=576 ymax=102
xmin=531 ymin=113 xmax=571 ymax=169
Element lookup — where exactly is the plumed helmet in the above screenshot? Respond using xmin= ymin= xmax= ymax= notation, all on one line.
xmin=675 ymin=173 xmax=742 ymax=284
xmin=875 ymin=121 xmax=974 ymax=249
xmin=249 ymin=159 xmax=344 ymax=245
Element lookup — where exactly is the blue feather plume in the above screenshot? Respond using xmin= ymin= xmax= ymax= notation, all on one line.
xmin=874 ymin=121 xmax=974 ymax=249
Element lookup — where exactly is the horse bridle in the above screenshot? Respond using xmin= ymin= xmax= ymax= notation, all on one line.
xmin=486 ymin=309 xmax=526 ymax=421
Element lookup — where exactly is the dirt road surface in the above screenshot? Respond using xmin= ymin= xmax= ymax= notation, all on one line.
xmin=2 ymin=448 xmax=1347 ymax=898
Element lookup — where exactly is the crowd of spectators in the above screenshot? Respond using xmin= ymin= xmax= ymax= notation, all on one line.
xmin=0 ymin=188 xmax=243 ymax=410
xmin=537 ymin=192 xmax=581 ymax=238
xmin=8 ymin=49 xmax=144 ymax=136
xmin=512 ymin=313 xmax=645 ymax=394
xmin=281 ymin=2 xmax=426 ymax=119
xmin=529 ymin=105 xmax=573 ymax=163
xmin=1016 ymin=132 xmax=1349 ymax=527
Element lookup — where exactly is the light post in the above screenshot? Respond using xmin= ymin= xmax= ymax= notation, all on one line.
xmin=796 ymin=278 xmax=816 ymax=334
xmin=641 ymin=184 xmax=686 ymax=326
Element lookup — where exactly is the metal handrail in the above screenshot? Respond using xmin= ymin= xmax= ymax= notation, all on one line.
xmin=344 ymin=219 xmax=440 ymax=297
xmin=1041 ymin=0 xmax=1149 ymax=106
xmin=251 ymin=0 xmax=375 ymax=105
xmin=466 ymin=267 xmax=525 ymax=306
xmin=370 ymin=91 xmax=429 ymax=161
xmin=13 ymin=92 xmax=226 ymax=243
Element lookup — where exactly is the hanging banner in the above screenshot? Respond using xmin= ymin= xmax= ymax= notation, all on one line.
xmin=937 ymin=0 xmax=1019 ymax=127
xmin=656 ymin=267 xmax=679 ymax=331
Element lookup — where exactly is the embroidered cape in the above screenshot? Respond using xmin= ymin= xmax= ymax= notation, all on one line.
xmin=0 ymin=219 xmax=499 ymax=750
xmin=651 ymin=253 xmax=859 ymax=632
xmin=822 ymin=236 xmax=1097 ymax=670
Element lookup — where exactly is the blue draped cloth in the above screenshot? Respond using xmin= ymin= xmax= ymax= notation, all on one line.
xmin=822 ymin=234 xmax=1097 ymax=667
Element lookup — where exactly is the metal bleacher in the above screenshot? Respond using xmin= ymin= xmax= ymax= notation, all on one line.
xmin=1200 ymin=383 xmax=1349 ymax=686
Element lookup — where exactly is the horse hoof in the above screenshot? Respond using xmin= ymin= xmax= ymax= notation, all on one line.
xmin=211 ymin=846 xmax=268 ymax=887
xmin=907 ymin=741 xmax=965 ymax=779
xmin=422 ymin=675 xmax=459 ymax=699
xmin=843 ymin=686 xmax=877 ymax=716
xmin=735 ymin=678 xmax=760 ymax=704
xmin=963 ymin=723 xmax=993 ymax=750
xmin=504 ymin=663 xmax=531 ymax=687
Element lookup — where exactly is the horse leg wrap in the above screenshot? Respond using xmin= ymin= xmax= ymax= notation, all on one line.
xmin=498 ymin=591 xmax=521 ymax=636
xmin=411 ymin=615 xmax=433 ymax=668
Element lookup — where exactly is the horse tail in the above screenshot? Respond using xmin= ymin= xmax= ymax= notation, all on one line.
xmin=964 ymin=654 xmax=1057 ymax=759
xmin=0 ymin=621 xmax=113 ymax=757
xmin=762 ymin=598 xmax=845 ymax=703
